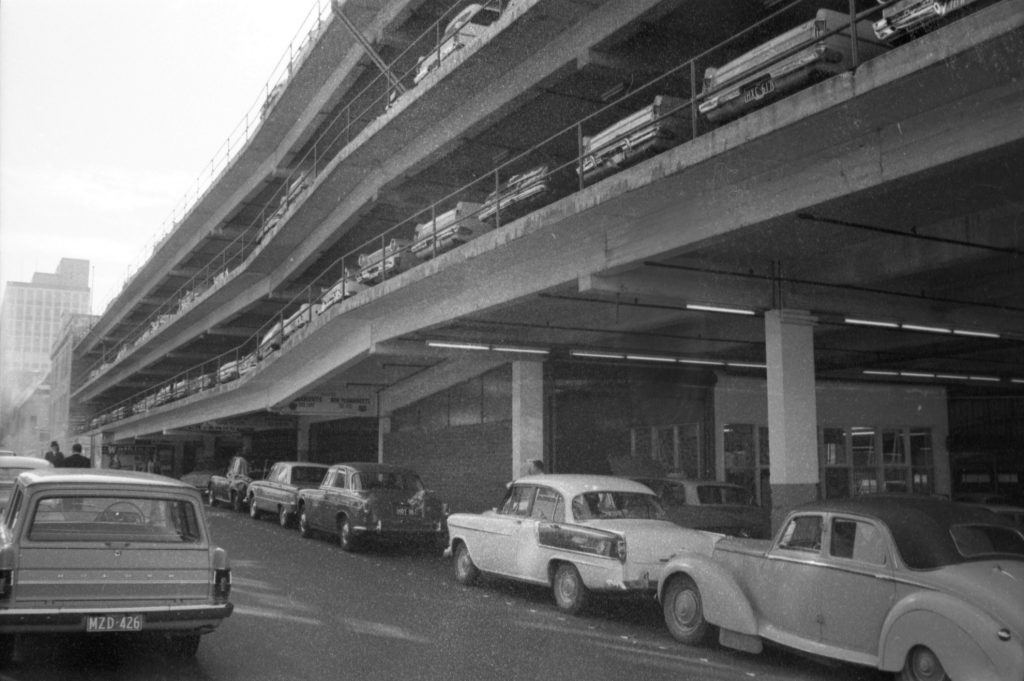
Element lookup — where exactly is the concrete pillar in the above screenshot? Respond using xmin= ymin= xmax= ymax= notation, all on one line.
xmin=765 ymin=309 xmax=820 ymax=531
xmin=377 ymin=415 xmax=391 ymax=464
xmin=512 ymin=360 xmax=545 ymax=479
xmin=296 ymin=417 xmax=312 ymax=462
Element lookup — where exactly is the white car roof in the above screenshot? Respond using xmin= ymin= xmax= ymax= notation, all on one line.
xmin=0 ymin=455 xmax=53 ymax=469
xmin=512 ymin=474 xmax=656 ymax=497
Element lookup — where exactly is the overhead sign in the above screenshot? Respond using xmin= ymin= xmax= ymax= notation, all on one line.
xmin=288 ymin=393 xmax=371 ymax=416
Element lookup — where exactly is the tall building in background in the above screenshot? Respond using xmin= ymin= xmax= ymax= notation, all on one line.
xmin=0 ymin=258 xmax=91 ymax=414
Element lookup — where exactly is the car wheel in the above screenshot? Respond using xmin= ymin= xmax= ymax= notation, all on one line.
xmin=278 ymin=506 xmax=291 ymax=528
xmin=167 ymin=633 xmax=200 ymax=658
xmin=900 ymin=646 xmax=949 ymax=681
xmin=231 ymin=491 xmax=244 ymax=513
xmin=454 ymin=542 xmax=479 ymax=585
xmin=248 ymin=496 xmax=260 ymax=519
xmin=338 ymin=517 xmax=360 ymax=552
xmin=552 ymin=563 xmax=589 ymax=615
xmin=206 ymin=485 xmax=217 ymax=507
xmin=662 ymin=574 xmax=712 ymax=645
xmin=298 ymin=508 xmax=313 ymax=539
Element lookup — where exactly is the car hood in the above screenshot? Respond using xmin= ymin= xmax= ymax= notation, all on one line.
xmin=581 ymin=519 xmax=720 ymax=562
xmin=913 ymin=560 xmax=1024 ymax=635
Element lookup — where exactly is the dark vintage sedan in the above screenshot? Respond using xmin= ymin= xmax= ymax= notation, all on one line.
xmin=296 ymin=462 xmax=447 ymax=552
xmin=633 ymin=476 xmax=771 ymax=538
xmin=246 ymin=461 xmax=329 ymax=527
xmin=658 ymin=495 xmax=1024 ymax=681
xmin=0 ymin=470 xmax=232 ymax=661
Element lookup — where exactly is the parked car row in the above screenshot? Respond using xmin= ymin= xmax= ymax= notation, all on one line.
xmin=84 ymin=1 xmax=984 ymax=431
xmin=213 ymin=458 xmax=450 ymax=553
xmin=447 ymin=475 xmax=1024 ymax=681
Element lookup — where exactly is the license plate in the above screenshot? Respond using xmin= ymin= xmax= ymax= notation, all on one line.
xmin=86 ymin=614 xmax=143 ymax=632
xmin=742 ymin=77 xmax=776 ymax=103
xmin=396 ymin=505 xmax=411 ymax=516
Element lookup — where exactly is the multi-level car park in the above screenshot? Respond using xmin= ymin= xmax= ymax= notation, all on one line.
xmin=73 ymin=0 xmax=1023 ymax=518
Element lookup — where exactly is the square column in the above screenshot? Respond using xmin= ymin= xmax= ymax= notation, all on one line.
xmin=765 ymin=309 xmax=820 ymax=530
xmin=512 ymin=360 xmax=545 ymax=479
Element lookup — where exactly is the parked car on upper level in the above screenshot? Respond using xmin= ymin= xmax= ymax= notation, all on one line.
xmin=414 ymin=2 xmax=502 ymax=85
xmin=657 ymin=495 xmax=1024 ymax=681
xmin=632 ymin=476 xmax=771 ymax=538
xmin=410 ymin=202 xmax=490 ymax=260
xmin=698 ymin=8 xmax=889 ymax=124
xmin=0 ymin=469 xmax=232 ymax=661
xmin=0 ymin=455 xmax=52 ymax=510
xmin=297 ymin=462 xmax=447 ymax=552
xmin=579 ymin=95 xmax=690 ymax=183
xmin=873 ymin=0 xmax=988 ymax=42
xmin=355 ymin=239 xmax=416 ymax=284
xmin=478 ymin=164 xmax=553 ymax=225
xmin=247 ymin=461 xmax=329 ymax=527
xmin=445 ymin=474 xmax=718 ymax=615
xmin=208 ymin=456 xmax=273 ymax=512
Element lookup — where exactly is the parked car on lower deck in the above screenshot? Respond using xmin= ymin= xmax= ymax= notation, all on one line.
xmin=297 ymin=462 xmax=447 ymax=552
xmin=0 ymin=469 xmax=232 ymax=661
xmin=698 ymin=8 xmax=889 ymax=124
xmin=247 ymin=461 xmax=329 ymax=527
xmin=208 ymin=456 xmax=273 ymax=512
xmin=445 ymin=474 xmax=718 ymax=615
xmin=658 ymin=495 xmax=1024 ymax=681
xmin=0 ymin=455 xmax=52 ymax=511
xmin=633 ymin=476 xmax=771 ymax=538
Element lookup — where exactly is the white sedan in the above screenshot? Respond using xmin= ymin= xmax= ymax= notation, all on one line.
xmin=445 ymin=474 xmax=716 ymax=614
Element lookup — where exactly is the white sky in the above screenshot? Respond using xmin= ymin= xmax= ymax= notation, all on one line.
xmin=0 ymin=0 xmax=326 ymax=314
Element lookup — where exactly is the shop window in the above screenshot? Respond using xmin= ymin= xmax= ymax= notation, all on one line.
xmin=629 ymin=423 xmax=702 ymax=478
xmin=724 ymin=423 xmax=770 ymax=507
xmin=821 ymin=426 xmax=934 ymax=499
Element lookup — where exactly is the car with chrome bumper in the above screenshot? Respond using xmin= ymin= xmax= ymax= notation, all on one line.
xmin=0 ymin=469 xmax=232 ymax=660
xmin=445 ymin=474 xmax=717 ymax=614
xmin=297 ymin=462 xmax=447 ymax=552
xmin=698 ymin=8 xmax=889 ymax=124
xmin=658 ymin=495 xmax=1024 ymax=681
xmin=247 ymin=461 xmax=329 ymax=527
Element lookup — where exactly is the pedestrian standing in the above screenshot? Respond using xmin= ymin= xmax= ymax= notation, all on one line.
xmin=45 ymin=441 xmax=65 ymax=467
xmin=64 ymin=443 xmax=91 ymax=468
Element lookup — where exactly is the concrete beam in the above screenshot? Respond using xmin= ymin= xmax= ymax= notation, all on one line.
xmin=378 ymin=356 xmax=508 ymax=414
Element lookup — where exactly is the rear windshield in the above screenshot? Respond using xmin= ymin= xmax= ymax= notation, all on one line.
xmin=353 ymin=472 xmax=424 ymax=492
xmin=572 ymin=491 xmax=667 ymax=521
xmin=697 ymin=485 xmax=755 ymax=506
xmin=28 ymin=495 xmax=203 ymax=543
xmin=292 ymin=466 xmax=327 ymax=484
xmin=950 ymin=524 xmax=1024 ymax=558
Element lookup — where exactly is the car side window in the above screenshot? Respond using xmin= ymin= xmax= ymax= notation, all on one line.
xmin=530 ymin=488 xmax=564 ymax=522
xmin=500 ymin=485 xmax=534 ymax=517
xmin=332 ymin=472 xmax=347 ymax=489
xmin=830 ymin=518 xmax=887 ymax=565
xmin=778 ymin=515 xmax=823 ymax=553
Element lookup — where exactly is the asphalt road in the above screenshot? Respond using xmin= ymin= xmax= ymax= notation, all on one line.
xmin=1 ymin=506 xmax=891 ymax=681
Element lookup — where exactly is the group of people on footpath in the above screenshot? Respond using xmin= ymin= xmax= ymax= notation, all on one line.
xmin=43 ymin=441 xmax=91 ymax=468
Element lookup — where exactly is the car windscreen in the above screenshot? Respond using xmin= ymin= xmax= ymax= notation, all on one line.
xmin=572 ymin=491 xmax=668 ymax=521
xmin=27 ymin=495 xmax=203 ymax=543
xmin=950 ymin=523 xmax=1024 ymax=558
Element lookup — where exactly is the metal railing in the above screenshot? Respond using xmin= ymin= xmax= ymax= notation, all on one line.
xmin=82 ymin=0 xmax=919 ymax=429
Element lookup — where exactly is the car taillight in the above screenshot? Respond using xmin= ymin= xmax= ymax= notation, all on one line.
xmin=214 ymin=569 xmax=231 ymax=602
